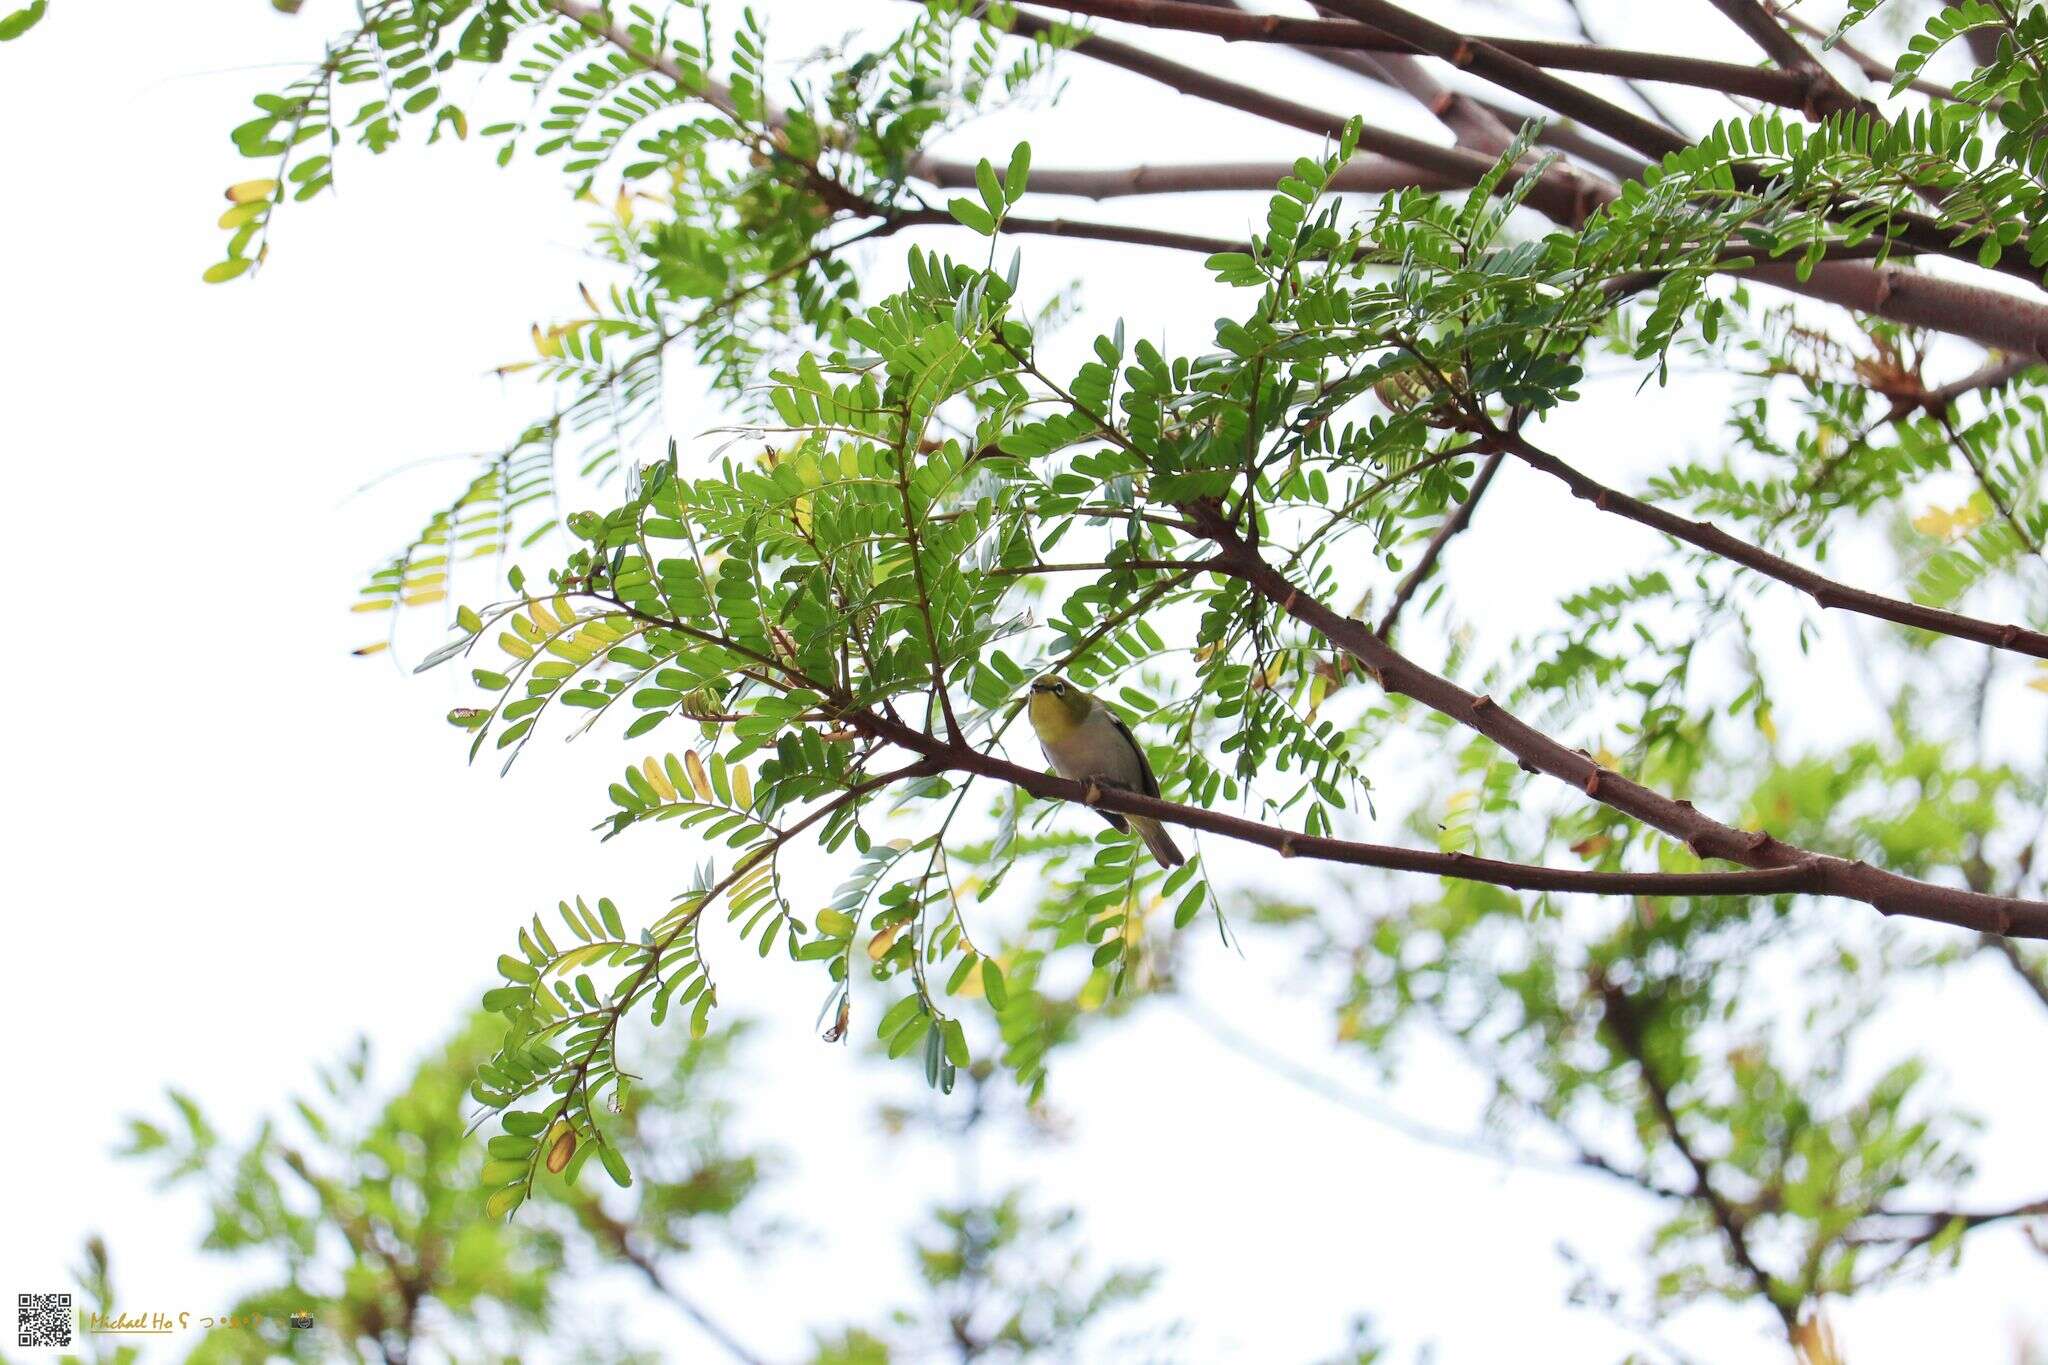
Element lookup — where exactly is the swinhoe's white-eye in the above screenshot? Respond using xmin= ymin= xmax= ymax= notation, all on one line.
xmin=1026 ymin=675 xmax=1185 ymax=868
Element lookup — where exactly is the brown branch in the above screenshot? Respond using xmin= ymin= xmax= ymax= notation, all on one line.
xmin=1705 ymin=0 xmax=1865 ymax=118
xmin=1016 ymin=0 xmax=1607 ymax=225
xmin=576 ymin=1200 xmax=771 ymax=1365
xmin=1773 ymin=5 xmax=1973 ymax=105
xmin=1950 ymin=0 xmax=2005 ymax=69
xmin=569 ymin=0 xmax=2048 ymax=371
xmin=1984 ymin=933 xmax=2048 ymax=1012
xmin=1298 ymin=0 xmax=2022 ymax=284
xmin=1493 ymin=429 xmax=2048 ymax=660
xmin=1038 ymin=0 xmax=1837 ymax=109
xmin=1846 ymin=1196 xmax=2048 ymax=1248
xmin=1374 ymin=447 xmax=1504 ymax=639
xmin=1311 ymin=0 xmax=1690 ymax=162
xmin=548 ymin=1 xmax=1236 ymax=258
xmin=999 ymin=8 xmax=1594 ymax=224
xmin=916 ymin=155 xmax=1461 ymax=198
xmin=982 ymin=212 xmax=1242 ymax=254
xmin=846 ymin=705 xmax=1822 ymax=898
xmin=972 ymin=3 xmax=2048 ymax=359
xmin=1595 ymin=975 xmax=1800 ymax=1337
xmin=1184 ymin=502 xmax=2048 ymax=938
xmin=1555 ymin=0 xmax=1692 ymax=135
xmin=1938 ymin=409 xmax=2048 ymax=565
xmin=579 ymin=0 xmax=2048 ymax=397
xmin=1192 ymin=0 xmax=1651 ymax=180
xmin=1752 ymin=260 xmax=2048 ymax=364
xmin=985 ymin=556 xmax=1215 ymax=576
xmin=1922 ymin=352 xmax=2038 ymax=414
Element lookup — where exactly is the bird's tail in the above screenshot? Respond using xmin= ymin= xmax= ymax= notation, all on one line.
xmin=1130 ymin=815 xmax=1185 ymax=868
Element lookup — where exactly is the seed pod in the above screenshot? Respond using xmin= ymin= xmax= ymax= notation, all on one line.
xmin=545 ymin=1122 xmax=577 ymax=1175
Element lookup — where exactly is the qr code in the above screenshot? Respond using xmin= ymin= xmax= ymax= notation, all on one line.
xmin=17 ymin=1293 xmax=72 ymax=1348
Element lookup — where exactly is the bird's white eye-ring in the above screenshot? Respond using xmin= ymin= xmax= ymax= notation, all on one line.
xmin=1053 ymin=682 xmax=1067 ymax=696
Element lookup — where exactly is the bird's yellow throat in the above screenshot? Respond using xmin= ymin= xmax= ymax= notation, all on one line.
xmin=1028 ymin=685 xmax=1086 ymax=741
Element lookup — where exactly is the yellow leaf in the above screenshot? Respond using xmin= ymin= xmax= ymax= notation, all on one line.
xmin=867 ymin=924 xmax=901 ymax=960
xmin=1912 ymin=501 xmax=1985 ymax=543
xmin=401 ymin=590 xmax=446 ymax=607
xmin=484 ymin=1185 xmax=524 ymax=1221
xmin=551 ymin=593 xmax=577 ymax=623
xmin=217 ymin=201 xmax=266 ymax=229
xmin=351 ymin=641 xmax=390 ymax=657
xmin=201 ymin=258 xmax=253 ymax=284
xmin=644 ymin=757 xmax=676 ymax=802
xmin=2028 ymin=674 xmax=2048 ymax=695
xmin=1076 ymin=967 xmax=1110 ymax=1012
xmin=684 ymin=750 xmax=712 ymax=801
xmin=614 ymin=186 xmax=633 ymax=226
xmin=1911 ymin=506 xmax=1958 ymax=540
xmin=731 ymin=764 xmax=753 ymax=811
xmin=1592 ymin=746 xmax=1621 ymax=770
xmin=225 ymin=178 xmax=279 ymax=203
xmin=528 ymin=598 xmax=559 ymax=633
xmin=351 ymin=598 xmax=395 ymax=613
xmin=1757 ymin=707 xmax=1777 ymax=743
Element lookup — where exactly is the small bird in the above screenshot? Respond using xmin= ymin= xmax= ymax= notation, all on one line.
xmin=1026 ymin=675 xmax=1185 ymax=868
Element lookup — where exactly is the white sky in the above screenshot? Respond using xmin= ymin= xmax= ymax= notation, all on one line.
xmin=4 ymin=2 xmax=2045 ymax=1362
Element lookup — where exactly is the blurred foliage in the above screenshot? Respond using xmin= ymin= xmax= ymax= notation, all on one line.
xmin=21 ymin=1012 xmax=1162 ymax=1364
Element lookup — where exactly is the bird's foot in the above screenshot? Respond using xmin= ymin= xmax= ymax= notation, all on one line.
xmin=1082 ymin=780 xmax=1104 ymax=806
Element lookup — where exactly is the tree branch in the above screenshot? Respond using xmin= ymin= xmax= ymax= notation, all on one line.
xmin=847 ymin=705 xmax=1823 ymax=898
xmin=1704 ymin=0 xmax=1864 ymax=117
xmin=996 ymin=8 xmax=1596 ymax=223
xmin=1193 ymin=0 xmax=1651 ymax=180
xmin=1374 ymin=447 xmax=1504 ymax=639
xmin=1038 ymin=0 xmax=1839 ymax=109
xmin=1752 ymin=260 xmax=2048 ymax=364
xmin=1494 ymin=428 xmax=2048 ymax=660
xmin=1846 ymin=1195 xmax=2048 ymax=1248
xmin=1774 ymin=5 xmax=1973 ymax=105
xmin=914 ymin=155 xmax=1460 ymax=199
xmin=1303 ymin=0 xmax=2022 ymax=284
xmin=547 ymin=0 xmax=1239 ymax=258
xmin=577 ymin=1201 xmax=771 ymax=1365
xmin=1983 ymin=933 xmax=2048 ymax=1012
xmin=1922 ymin=352 xmax=2038 ymax=414
xmin=967 ymin=2 xmax=2048 ymax=358
xmin=1595 ymin=975 xmax=1799 ymax=1336
xmin=1184 ymin=502 xmax=2048 ymax=938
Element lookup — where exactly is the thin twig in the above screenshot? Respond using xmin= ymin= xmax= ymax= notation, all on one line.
xmin=1374 ymin=448 xmax=1505 ymax=639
